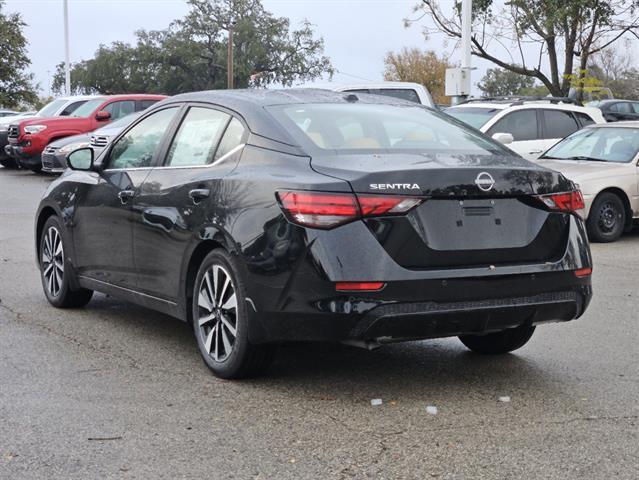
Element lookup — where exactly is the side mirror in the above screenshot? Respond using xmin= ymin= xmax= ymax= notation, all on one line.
xmin=492 ymin=132 xmax=514 ymax=145
xmin=95 ymin=110 xmax=111 ymax=121
xmin=67 ymin=147 xmax=95 ymax=171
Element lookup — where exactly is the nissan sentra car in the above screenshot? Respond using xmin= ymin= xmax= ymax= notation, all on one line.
xmin=35 ymin=89 xmax=593 ymax=378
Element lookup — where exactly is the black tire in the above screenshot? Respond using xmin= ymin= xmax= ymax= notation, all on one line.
xmin=587 ymin=192 xmax=626 ymax=243
xmin=459 ymin=325 xmax=535 ymax=354
xmin=192 ymin=249 xmax=276 ymax=379
xmin=39 ymin=216 xmax=93 ymax=308
xmin=0 ymin=158 xmax=19 ymax=169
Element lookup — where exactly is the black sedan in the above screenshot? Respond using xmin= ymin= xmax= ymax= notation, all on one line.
xmin=588 ymin=99 xmax=639 ymax=122
xmin=35 ymin=89 xmax=593 ymax=378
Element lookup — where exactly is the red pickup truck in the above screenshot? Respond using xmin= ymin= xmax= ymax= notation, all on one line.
xmin=6 ymin=94 xmax=166 ymax=172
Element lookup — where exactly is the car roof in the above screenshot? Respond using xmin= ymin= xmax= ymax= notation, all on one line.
xmin=159 ymin=88 xmax=421 ymax=146
xmin=585 ymin=120 xmax=639 ymax=128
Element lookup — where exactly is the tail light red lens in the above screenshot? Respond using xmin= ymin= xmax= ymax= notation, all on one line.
xmin=276 ymin=191 xmax=423 ymax=229
xmin=535 ymin=190 xmax=585 ymax=216
xmin=335 ymin=282 xmax=386 ymax=292
xmin=574 ymin=267 xmax=592 ymax=278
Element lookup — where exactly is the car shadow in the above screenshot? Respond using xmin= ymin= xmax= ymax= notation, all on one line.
xmin=79 ymin=293 xmax=563 ymax=402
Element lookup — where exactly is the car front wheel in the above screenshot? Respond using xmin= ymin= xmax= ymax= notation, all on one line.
xmin=40 ymin=216 xmax=93 ymax=308
xmin=459 ymin=325 xmax=535 ymax=354
xmin=192 ymin=249 xmax=275 ymax=379
xmin=587 ymin=192 xmax=626 ymax=243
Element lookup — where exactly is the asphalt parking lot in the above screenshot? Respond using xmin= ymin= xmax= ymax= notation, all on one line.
xmin=0 ymin=168 xmax=637 ymax=479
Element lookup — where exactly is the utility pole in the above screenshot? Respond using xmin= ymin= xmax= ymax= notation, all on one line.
xmin=227 ymin=23 xmax=234 ymax=89
xmin=445 ymin=0 xmax=472 ymax=105
xmin=63 ymin=0 xmax=71 ymax=96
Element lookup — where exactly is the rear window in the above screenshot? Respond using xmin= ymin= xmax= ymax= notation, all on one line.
xmin=445 ymin=107 xmax=500 ymax=129
xmin=269 ymin=103 xmax=507 ymax=155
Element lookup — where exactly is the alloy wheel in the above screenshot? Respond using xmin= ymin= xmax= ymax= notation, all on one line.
xmin=197 ymin=265 xmax=238 ymax=362
xmin=42 ymin=226 xmax=64 ymax=297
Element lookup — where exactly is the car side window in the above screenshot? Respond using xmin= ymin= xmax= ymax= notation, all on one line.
xmin=371 ymin=88 xmax=421 ymax=103
xmin=487 ymin=110 xmax=538 ymax=141
xmin=165 ymin=107 xmax=230 ymax=167
xmin=139 ymin=99 xmax=160 ymax=110
xmin=632 ymin=103 xmax=639 ymax=114
xmin=575 ymin=112 xmax=595 ymax=127
xmin=541 ymin=110 xmax=579 ymax=139
xmin=104 ymin=100 xmax=136 ymax=121
xmin=214 ymin=118 xmax=246 ymax=161
xmin=60 ymin=100 xmax=88 ymax=116
xmin=108 ymin=107 xmax=178 ymax=170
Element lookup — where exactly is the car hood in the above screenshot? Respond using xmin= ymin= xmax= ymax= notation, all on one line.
xmin=0 ymin=114 xmax=37 ymax=126
xmin=19 ymin=116 xmax=90 ymax=128
xmin=48 ymin=134 xmax=91 ymax=148
xmin=536 ymin=158 xmax=633 ymax=185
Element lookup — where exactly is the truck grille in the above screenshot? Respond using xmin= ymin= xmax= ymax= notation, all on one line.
xmin=90 ymin=135 xmax=109 ymax=147
xmin=8 ymin=125 xmax=19 ymax=139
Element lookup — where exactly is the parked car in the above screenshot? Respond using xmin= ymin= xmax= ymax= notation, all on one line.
xmin=0 ymin=109 xmax=21 ymax=118
xmin=42 ymin=112 xmax=143 ymax=174
xmin=445 ymin=97 xmax=606 ymax=161
xmin=537 ymin=122 xmax=639 ymax=242
xmin=587 ymin=99 xmax=639 ymax=122
xmin=331 ymin=82 xmax=435 ymax=107
xmin=5 ymin=94 xmax=165 ymax=172
xmin=0 ymin=96 xmax=95 ymax=168
xmin=35 ymin=89 xmax=592 ymax=379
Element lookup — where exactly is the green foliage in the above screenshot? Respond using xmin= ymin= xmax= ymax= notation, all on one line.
xmin=477 ymin=68 xmax=535 ymax=97
xmin=383 ymin=48 xmax=453 ymax=104
xmin=0 ymin=1 xmax=38 ymax=108
xmin=52 ymin=0 xmax=333 ymax=95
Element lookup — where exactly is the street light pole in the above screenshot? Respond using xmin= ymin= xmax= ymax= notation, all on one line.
xmin=446 ymin=0 xmax=472 ymax=105
xmin=63 ymin=0 xmax=71 ymax=96
xmin=227 ymin=24 xmax=234 ymax=89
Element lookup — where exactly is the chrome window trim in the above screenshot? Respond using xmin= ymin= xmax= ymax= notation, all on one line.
xmin=102 ymin=143 xmax=245 ymax=172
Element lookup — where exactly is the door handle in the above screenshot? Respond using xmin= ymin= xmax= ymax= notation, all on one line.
xmin=528 ymin=149 xmax=543 ymax=155
xmin=118 ymin=189 xmax=135 ymax=204
xmin=189 ymin=188 xmax=210 ymax=204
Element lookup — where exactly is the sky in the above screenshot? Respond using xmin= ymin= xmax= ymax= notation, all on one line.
xmin=4 ymin=0 xmax=492 ymax=96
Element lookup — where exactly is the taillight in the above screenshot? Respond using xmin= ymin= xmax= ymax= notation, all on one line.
xmin=535 ymin=190 xmax=585 ymax=216
xmin=276 ymin=191 xmax=423 ymax=229
xmin=574 ymin=267 xmax=592 ymax=278
xmin=335 ymin=282 xmax=386 ymax=292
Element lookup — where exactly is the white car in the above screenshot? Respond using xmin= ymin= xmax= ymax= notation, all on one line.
xmin=330 ymin=82 xmax=435 ymax=108
xmin=536 ymin=122 xmax=639 ymax=242
xmin=446 ymin=98 xmax=606 ymax=161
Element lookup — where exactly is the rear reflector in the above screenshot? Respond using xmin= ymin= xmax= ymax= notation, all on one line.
xmin=335 ymin=282 xmax=386 ymax=292
xmin=276 ymin=190 xmax=423 ymax=229
xmin=535 ymin=190 xmax=585 ymax=216
xmin=574 ymin=267 xmax=592 ymax=278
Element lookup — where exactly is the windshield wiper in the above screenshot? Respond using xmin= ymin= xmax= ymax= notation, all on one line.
xmin=563 ymin=156 xmax=608 ymax=162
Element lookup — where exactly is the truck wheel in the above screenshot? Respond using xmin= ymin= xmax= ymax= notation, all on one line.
xmin=459 ymin=325 xmax=535 ymax=354
xmin=192 ymin=249 xmax=276 ymax=379
xmin=587 ymin=192 xmax=625 ymax=243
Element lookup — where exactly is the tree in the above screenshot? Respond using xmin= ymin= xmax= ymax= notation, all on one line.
xmin=477 ymin=68 xmax=535 ymax=97
xmin=383 ymin=48 xmax=453 ymax=104
xmin=52 ymin=0 xmax=333 ymax=95
xmin=588 ymin=43 xmax=639 ymax=99
xmin=407 ymin=1 xmax=639 ymax=99
xmin=0 ymin=1 xmax=38 ymax=108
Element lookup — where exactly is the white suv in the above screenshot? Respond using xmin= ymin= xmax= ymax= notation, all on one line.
xmin=446 ymin=98 xmax=606 ymax=161
xmin=331 ymin=82 xmax=435 ymax=108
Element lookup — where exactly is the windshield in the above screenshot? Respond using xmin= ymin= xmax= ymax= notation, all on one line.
xmin=70 ymin=98 xmax=106 ymax=118
xmin=37 ymin=99 xmax=68 ymax=117
xmin=543 ymin=127 xmax=639 ymax=163
xmin=445 ymin=107 xmax=500 ymax=130
xmin=269 ymin=103 xmax=508 ymax=155
xmin=94 ymin=112 xmax=141 ymax=133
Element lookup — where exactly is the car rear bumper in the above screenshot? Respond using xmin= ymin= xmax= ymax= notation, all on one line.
xmin=246 ymin=271 xmax=592 ymax=344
